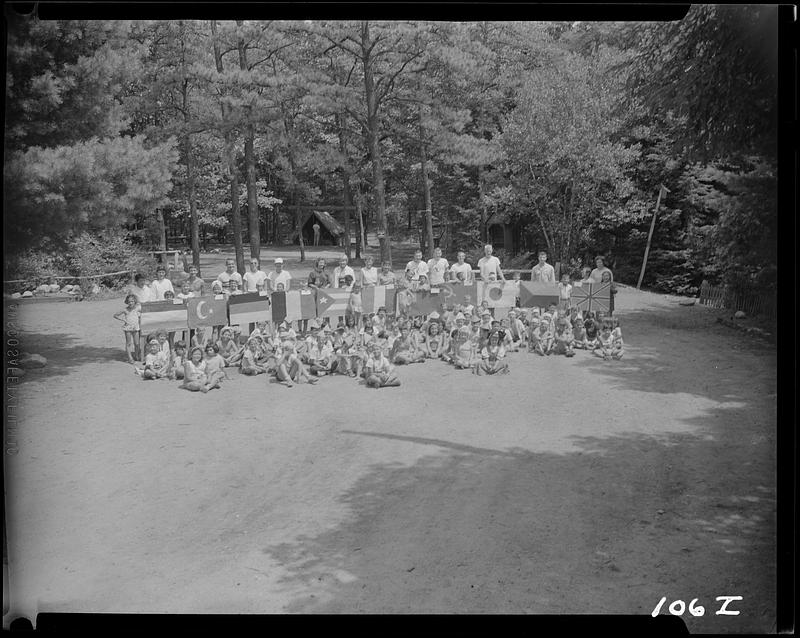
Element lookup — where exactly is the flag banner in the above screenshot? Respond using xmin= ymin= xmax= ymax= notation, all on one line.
xmin=396 ymin=289 xmax=440 ymax=316
xmin=228 ymin=292 xmax=271 ymax=326
xmin=316 ymin=288 xmax=351 ymax=317
xmin=478 ymin=281 xmax=517 ymax=308
xmin=361 ymin=285 xmax=397 ymax=315
xmin=140 ymin=300 xmax=188 ymax=333
xmin=272 ymin=290 xmax=317 ymax=323
xmin=570 ymin=282 xmax=611 ymax=314
xmin=438 ymin=282 xmax=478 ymax=308
xmin=187 ymin=296 xmax=229 ymax=329
xmin=519 ymin=281 xmax=560 ymax=309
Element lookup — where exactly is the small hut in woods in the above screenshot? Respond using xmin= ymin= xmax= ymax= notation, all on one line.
xmin=293 ymin=210 xmax=345 ymax=246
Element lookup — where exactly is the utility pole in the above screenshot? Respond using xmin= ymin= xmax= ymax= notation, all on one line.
xmin=637 ymin=184 xmax=670 ymax=289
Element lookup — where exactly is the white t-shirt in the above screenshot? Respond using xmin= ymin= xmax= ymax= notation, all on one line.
xmin=129 ymin=284 xmax=156 ymax=304
xmin=449 ymin=262 xmax=474 ymax=284
xmin=217 ymin=270 xmax=243 ymax=289
xmin=477 ymin=255 xmax=503 ymax=282
xmin=427 ymin=258 xmax=449 ymax=286
xmin=150 ymin=278 xmax=174 ymax=300
xmin=405 ymin=260 xmax=429 ymax=278
xmin=360 ymin=266 xmax=379 ymax=286
xmin=243 ymin=269 xmax=268 ymax=293
xmin=531 ymin=262 xmax=556 ymax=283
xmin=332 ymin=265 xmax=355 ymax=289
xmin=268 ymin=270 xmax=292 ymax=291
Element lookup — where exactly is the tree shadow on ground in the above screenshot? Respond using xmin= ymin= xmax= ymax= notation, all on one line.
xmin=573 ymin=298 xmax=776 ymax=405
xmin=259 ymin=412 xmax=775 ymax=631
xmin=15 ymin=332 xmax=128 ymax=381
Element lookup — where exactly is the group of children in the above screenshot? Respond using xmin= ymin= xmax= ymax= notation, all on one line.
xmin=118 ymin=290 xmax=625 ymax=392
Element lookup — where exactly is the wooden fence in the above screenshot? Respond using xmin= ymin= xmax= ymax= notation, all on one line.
xmin=699 ymin=280 xmax=776 ymax=320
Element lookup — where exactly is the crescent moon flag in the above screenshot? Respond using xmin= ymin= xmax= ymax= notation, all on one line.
xmin=361 ymin=285 xmax=397 ymax=315
xmin=228 ymin=292 xmax=271 ymax=327
xmin=316 ymin=288 xmax=351 ymax=317
xmin=569 ymin=282 xmax=611 ymax=314
xmin=271 ymin=290 xmax=317 ymax=323
xmin=438 ymin=282 xmax=477 ymax=308
xmin=518 ymin=281 xmax=560 ymax=310
xmin=139 ymin=300 xmax=188 ymax=333
xmin=478 ymin=282 xmax=517 ymax=308
xmin=187 ymin=296 xmax=228 ymax=328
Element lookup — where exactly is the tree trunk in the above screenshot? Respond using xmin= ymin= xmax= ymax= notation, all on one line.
xmin=184 ymin=134 xmax=200 ymax=272
xmin=294 ymin=204 xmax=306 ymax=262
xmin=478 ymin=166 xmax=488 ymax=243
xmin=211 ymin=19 xmax=245 ymax=273
xmin=336 ymin=112 xmax=352 ymax=260
xmin=237 ymin=22 xmax=260 ymax=261
xmin=419 ymin=120 xmax=435 ymax=257
xmin=356 ymin=189 xmax=365 ymax=259
xmin=158 ymin=209 xmax=167 ymax=251
xmin=361 ymin=21 xmax=391 ymax=265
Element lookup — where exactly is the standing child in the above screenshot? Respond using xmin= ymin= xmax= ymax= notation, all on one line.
xmin=558 ymin=273 xmax=572 ymax=312
xmin=601 ymin=271 xmax=617 ymax=316
xmin=113 ymin=294 xmax=141 ymax=363
xmin=511 ymin=271 xmax=522 ymax=307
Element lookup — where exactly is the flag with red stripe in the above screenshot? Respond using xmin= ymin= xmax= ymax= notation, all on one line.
xmin=186 ymin=296 xmax=229 ymax=329
xmin=361 ymin=285 xmax=397 ymax=315
xmin=271 ymin=290 xmax=317 ymax=322
xmin=139 ymin=300 xmax=188 ymax=333
xmin=519 ymin=281 xmax=560 ymax=309
xmin=316 ymin=288 xmax=351 ymax=317
xmin=228 ymin=292 xmax=271 ymax=326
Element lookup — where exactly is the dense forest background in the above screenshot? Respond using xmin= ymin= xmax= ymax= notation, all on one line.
xmin=4 ymin=9 xmax=778 ymax=294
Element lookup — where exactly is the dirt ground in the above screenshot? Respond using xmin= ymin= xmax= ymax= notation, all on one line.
xmin=3 ymin=285 xmax=776 ymax=631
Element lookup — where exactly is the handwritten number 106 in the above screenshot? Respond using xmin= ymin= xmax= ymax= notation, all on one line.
xmin=652 ymin=596 xmax=742 ymax=617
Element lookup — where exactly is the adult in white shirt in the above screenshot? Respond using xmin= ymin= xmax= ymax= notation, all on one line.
xmin=243 ymin=257 xmax=268 ymax=293
xmin=449 ymin=250 xmax=474 ymax=284
xmin=217 ymin=258 xmax=243 ymax=291
xmin=531 ymin=250 xmax=556 ymax=283
xmin=589 ymin=255 xmax=614 ymax=283
xmin=332 ymin=255 xmax=355 ymax=290
xmin=129 ymin=273 xmax=156 ymax=303
xmin=150 ymin=266 xmax=175 ymax=300
xmin=476 ymin=244 xmax=505 ymax=283
xmin=360 ymin=254 xmax=378 ymax=287
xmin=405 ymin=249 xmax=429 ymax=279
xmin=426 ymin=246 xmax=449 ymax=286
xmin=267 ymin=258 xmax=292 ymax=291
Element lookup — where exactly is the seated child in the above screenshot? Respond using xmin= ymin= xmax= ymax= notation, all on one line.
xmin=142 ymin=338 xmax=170 ymax=379
xmin=390 ymin=325 xmax=426 ymax=364
xmin=203 ymin=343 xmax=228 ymax=388
xmin=530 ymin=320 xmax=553 ymax=356
xmin=506 ymin=309 xmax=526 ymax=348
xmin=307 ymin=333 xmax=334 ymax=376
xmin=274 ymin=341 xmax=318 ymax=387
xmin=610 ymin=317 xmax=624 ymax=360
xmin=593 ymin=321 xmax=616 ymax=360
xmin=571 ymin=311 xmax=587 ymax=348
xmin=479 ymin=309 xmax=493 ymax=342
xmin=474 ymin=331 xmax=509 ymax=375
xmin=168 ymin=340 xmax=187 ymax=380
xmin=216 ymin=326 xmax=242 ymax=366
xmin=364 ymin=342 xmax=401 ymax=388
xmin=583 ymin=311 xmax=600 ymax=349
xmin=240 ymin=338 xmax=269 ymax=375
xmin=552 ymin=318 xmax=576 ymax=357
xmin=450 ymin=326 xmax=476 ymax=369
xmin=424 ymin=320 xmax=446 ymax=359
xmin=181 ymin=346 xmax=212 ymax=392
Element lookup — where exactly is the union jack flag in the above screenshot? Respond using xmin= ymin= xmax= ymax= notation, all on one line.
xmin=570 ymin=282 xmax=612 ymax=314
